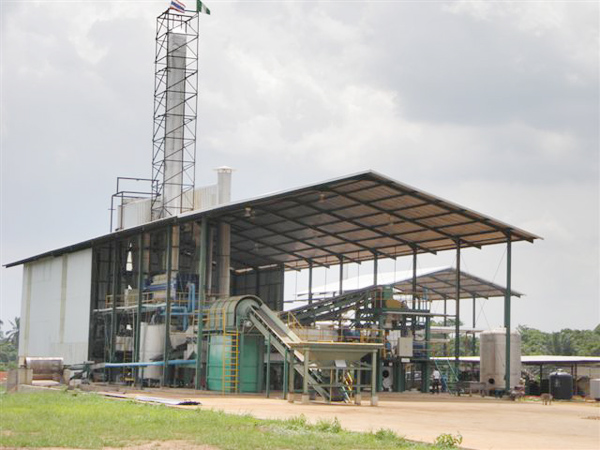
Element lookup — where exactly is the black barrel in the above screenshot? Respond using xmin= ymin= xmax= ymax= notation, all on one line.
xmin=549 ymin=371 xmax=573 ymax=400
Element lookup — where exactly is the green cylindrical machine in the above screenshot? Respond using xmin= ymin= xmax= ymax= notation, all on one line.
xmin=205 ymin=295 xmax=264 ymax=393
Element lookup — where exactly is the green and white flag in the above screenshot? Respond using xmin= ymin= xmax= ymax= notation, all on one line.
xmin=197 ymin=0 xmax=210 ymax=15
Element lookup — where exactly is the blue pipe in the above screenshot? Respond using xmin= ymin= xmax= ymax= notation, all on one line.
xmin=104 ymin=359 xmax=197 ymax=368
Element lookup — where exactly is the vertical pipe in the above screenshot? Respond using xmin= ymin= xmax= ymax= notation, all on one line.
xmin=265 ymin=335 xmax=271 ymax=398
xmin=195 ymin=219 xmax=208 ymax=390
xmin=161 ymin=33 xmax=188 ymax=217
xmin=134 ymin=233 xmax=144 ymax=384
xmin=255 ymin=268 xmax=260 ymax=297
xmin=162 ymin=225 xmax=173 ymax=385
xmin=373 ymin=254 xmax=378 ymax=286
xmin=504 ymin=231 xmax=512 ymax=391
xmin=218 ymin=222 xmax=231 ymax=297
xmin=308 ymin=261 xmax=313 ymax=304
xmin=454 ymin=242 xmax=461 ymax=376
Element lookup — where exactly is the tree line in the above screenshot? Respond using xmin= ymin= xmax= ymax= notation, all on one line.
xmin=0 ymin=318 xmax=19 ymax=371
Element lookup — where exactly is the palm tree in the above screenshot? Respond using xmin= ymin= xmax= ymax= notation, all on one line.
xmin=6 ymin=317 xmax=19 ymax=346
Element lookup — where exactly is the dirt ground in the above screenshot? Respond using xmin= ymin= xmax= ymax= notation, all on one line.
xmin=95 ymin=387 xmax=600 ymax=450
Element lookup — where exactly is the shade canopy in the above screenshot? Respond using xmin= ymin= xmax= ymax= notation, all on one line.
xmin=5 ymin=171 xmax=540 ymax=271
xmin=392 ymin=267 xmax=523 ymax=301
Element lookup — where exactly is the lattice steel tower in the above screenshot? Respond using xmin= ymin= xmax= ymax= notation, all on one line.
xmin=151 ymin=10 xmax=199 ymax=220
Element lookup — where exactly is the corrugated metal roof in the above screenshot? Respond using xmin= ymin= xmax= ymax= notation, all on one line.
xmin=391 ymin=267 xmax=523 ymax=300
xmin=297 ymin=266 xmax=521 ymax=300
xmin=4 ymin=170 xmax=540 ymax=270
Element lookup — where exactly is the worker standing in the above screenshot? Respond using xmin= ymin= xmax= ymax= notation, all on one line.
xmin=431 ymin=369 xmax=441 ymax=394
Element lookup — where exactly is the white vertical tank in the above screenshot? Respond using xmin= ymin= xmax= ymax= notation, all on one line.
xmin=480 ymin=328 xmax=521 ymax=391
xmin=140 ymin=323 xmax=166 ymax=381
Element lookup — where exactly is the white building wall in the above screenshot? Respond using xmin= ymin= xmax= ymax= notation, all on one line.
xmin=18 ymin=248 xmax=92 ymax=365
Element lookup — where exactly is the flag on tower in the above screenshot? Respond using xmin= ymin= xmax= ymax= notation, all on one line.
xmin=170 ymin=0 xmax=186 ymax=13
xmin=196 ymin=0 xmax=211 ymax=15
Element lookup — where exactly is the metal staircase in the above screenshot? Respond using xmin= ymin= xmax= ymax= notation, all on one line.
xmin=433 ymin=358 xmax=460 ymax=393
xmin=248 ymin=305 xmax=331 ymax=401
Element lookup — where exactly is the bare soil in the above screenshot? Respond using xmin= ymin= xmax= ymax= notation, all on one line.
xmin=98 ymin=387 xmax=600 ymax=450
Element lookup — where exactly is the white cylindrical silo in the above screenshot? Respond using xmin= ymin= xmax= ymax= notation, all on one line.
xmin=480 ymin=328 xmax=521 ymax=391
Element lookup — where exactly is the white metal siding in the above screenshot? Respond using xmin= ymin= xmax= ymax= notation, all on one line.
xmin=18 ymin=249 xmax=92 ymax=365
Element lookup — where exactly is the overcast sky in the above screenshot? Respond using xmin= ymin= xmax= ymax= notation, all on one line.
xmin=1 ymin=0 xmax=598 ymax=333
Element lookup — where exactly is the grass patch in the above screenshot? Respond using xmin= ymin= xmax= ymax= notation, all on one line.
xmin=0 ymin=390 xmax=445 ymax=449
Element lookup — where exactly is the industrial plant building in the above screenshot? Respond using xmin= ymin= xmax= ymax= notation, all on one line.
xmin=6 ymin=9 xmax=542 ymax=404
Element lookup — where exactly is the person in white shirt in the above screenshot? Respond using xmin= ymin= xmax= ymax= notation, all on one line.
xmin=431 ymin=369 xmax=441 ymax=394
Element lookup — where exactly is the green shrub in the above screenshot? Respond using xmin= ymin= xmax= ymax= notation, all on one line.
xmin=434 ymin=433 xmax=463 ymax=448
xmin=315 ymin=417 xmax=342 ymax=433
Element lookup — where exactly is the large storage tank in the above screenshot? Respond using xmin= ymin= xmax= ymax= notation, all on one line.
xmin=140 ymin=323 xmax=166 ymax=381
xmin=480 ymin=328 xmax=521 ymax=391
xmin=549 ymin=371 xmax=573 ymax=400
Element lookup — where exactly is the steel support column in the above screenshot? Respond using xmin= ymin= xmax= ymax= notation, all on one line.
xmin=308 ymin=261 xmax=313 ymax=304
xmin=283 ymin=348 xmax=289 ymax=399
xmin=504 ymin=231 xmax=512 ymax=390
xmin=195 ymin=219 xmax=208 ymax=390
xmin=162 ymin=226 xmax=173 ymax=385
xmin=134 ymin=233 xmax=144 ymax=385
xmin=302 ymin=349 xmax=310 ymax=404
xmin=288 ymin=349 xmax=295 ymax=402
xmin=472 ymin=295 xmax=477 ymax=355
xmin=265 ymin=335 xmax=271 ymax=398
xmin=454 ymin=242 xmax=461 ymax=375
xmin=339 ymin=257 xmax=344 ymax=296
xmin=412 ymin=248 xmax=417 ymax=309
xmin=110 ymin=241 xmax=120 ymax=366
xmin=370 ymin=350 xmax=378 ymax=406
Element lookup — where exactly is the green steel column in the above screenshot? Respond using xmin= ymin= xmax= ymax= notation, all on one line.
xmin=454 ymin=242 xmax=461 ymax=377
xmin=134 ymin=233 xmax=144 ymax=385
xmin=423 ymin=315 xmax=431 ymax=392
xmin=283 ymin=348 xmax=289 ymax=399
xmin=472 ymin=295 xmax=477 ymax=355
xmin=162 ymin=226 xmax=173 ymax=386
xmin=504 ymin=231 xmax=512 ymax=391
xmin=265 ymin=336 xmax=271 ymax=398
xmin=110 ymin=241 xmax=120 ymax=365
xmin=412 ymin=248 xmax=417 ymax=309
xmin=443 ymin=295 xmax=448 ymax=355
xmin=195 ymin=219 xmax=208 ymax=390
